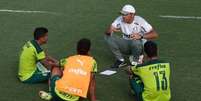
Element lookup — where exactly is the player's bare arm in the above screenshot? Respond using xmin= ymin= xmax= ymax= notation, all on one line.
xmin=44 ymin=50 xmax=59 ymax=63
xmin=88 ymin=73 xmax=96 ymax=101
xmin=105 ymin=25 xmax=121 ymax=36
xmin=46 ymin=55 xmax=59 ymax=64
xmin=43 ymin=51 xmax=59 ymax=66
xmin=143 ymin=29 xmax=158 ymax=40
xmin=40 ymin=58 xmax=59 ymax=69
xmin=131 ymin=29 xmax=158 ymax=40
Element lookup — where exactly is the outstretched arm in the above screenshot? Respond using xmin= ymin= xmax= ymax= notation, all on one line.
xmin=40 ymin=55 xmax=59 ymax=69
xmin=131 ymin=29 xmax=158 ymax=40
xmin=46 ymin=55 xmax=59 ymax=64
xmin=143 ymin=29 xmax=158 ymax=40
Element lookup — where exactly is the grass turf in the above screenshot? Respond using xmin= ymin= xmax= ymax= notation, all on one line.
xmin=0 ymin=0 xmax=201 ymax=101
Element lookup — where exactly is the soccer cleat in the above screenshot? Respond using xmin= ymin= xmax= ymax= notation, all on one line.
xmin=111 ymin=60 xmax=127 ymax=68
xmin=39 ymin=91 xmax=52 ymax=101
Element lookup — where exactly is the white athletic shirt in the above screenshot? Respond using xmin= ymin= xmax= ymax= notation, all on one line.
xmin=111 ymin=16 xmax=153 ymax=40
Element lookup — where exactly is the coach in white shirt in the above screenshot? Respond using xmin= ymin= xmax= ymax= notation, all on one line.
xmin=105 ymin=4 xmax=158 ymax=68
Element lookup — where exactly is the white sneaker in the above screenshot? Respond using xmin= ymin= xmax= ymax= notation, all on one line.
xmin=39 ymin=91 xmax=52 ymax=101
xmin=129 ymin=55 xmax=144 ymax=66
xmin=131 ymin=61 xmax=138 ymax=66
xmin=129 ymin=56 xmax=137 ymax=66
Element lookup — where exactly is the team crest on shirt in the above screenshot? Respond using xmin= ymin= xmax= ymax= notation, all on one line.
xmin=132 ymin=26 xmax=140 ymax=33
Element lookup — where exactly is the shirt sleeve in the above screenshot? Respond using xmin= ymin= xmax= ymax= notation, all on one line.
xmin=137 ymin=16 xmax=153 ymax=34
xmin=36 ymin=51 xmax=46 ymax=61
xmin=59 ymin=58 xmax=67 ymax=68
xmin=111 ymin=16 xmax=122 ymax=29
xmin=131 ymin=65 xmax=141 ymax=76
xmin=92 ymin=59 xmax=98 ymax=73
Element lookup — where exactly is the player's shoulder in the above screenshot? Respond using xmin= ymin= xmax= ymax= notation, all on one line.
xmin=89 ymin=56 xmax=96 ymax=62
xmin=86 ymin=56 xmax=97 ymax=65
xmin=136 ymin=59 xmax=169 ymax=68
xmin=30 ymin=40 xmax=43 ymax=53
xmin=134 ymin=15 xmax=146 ymax=22
xmin=24 ymin=40 xmax=32 ymax=46
xmin=22 ymin=41 xmax=35 ymax=51
xmin=114 ymin=16 xmax=123 ymax=22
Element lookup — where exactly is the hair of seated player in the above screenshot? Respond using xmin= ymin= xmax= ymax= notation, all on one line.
xmin=33 ymin=27 xmax=48 ymax=40
xmin=144 ymin=41 xmax=158 ymax=58
xmin=77 ymin=38 xmax=91 ymax=55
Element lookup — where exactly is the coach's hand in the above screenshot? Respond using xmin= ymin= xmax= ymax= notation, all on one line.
xmin=131 ymin=33 xmax=143 ymax=40
xmin=105 ymin=25 xmax=113 ymax=36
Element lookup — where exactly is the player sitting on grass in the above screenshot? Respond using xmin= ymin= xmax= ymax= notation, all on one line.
xmin=39 ymin=38 xmax=97 ymax=101
xmin=18 ymin=27 xmax=59 ymax=83
xmin=127 ymin=41 xmax=171 ymax=101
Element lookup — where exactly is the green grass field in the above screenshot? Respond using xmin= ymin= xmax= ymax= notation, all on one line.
xmin=0 ymin=0 xmax=201 ymax=101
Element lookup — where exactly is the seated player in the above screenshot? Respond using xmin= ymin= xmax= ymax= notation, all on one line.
xmin=127 ymin=41 xmax=171 ymax=101
xmin=18 ymin=27 xmax=58 ymax=83
xmin=40 ymin=38 xmax=97 ymax=101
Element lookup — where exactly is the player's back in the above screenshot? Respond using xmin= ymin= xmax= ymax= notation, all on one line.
xmin=18 ymin=40 xmax=45 ymax=81
xmin=19 ymin=41 xmax=36 ymax=77
xmin=136 ymin=59 xmax=171 ymax=101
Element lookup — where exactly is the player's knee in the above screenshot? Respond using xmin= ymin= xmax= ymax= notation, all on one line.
xmin=131 ymin=40 xmax=143 ymax=46
xmin=51 ymin=67 xmax=62 ymax=77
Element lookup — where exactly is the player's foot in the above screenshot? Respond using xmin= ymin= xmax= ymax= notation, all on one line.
xmin=39 ymin=91 xmax=52 ymax=101
xmin=111 ymin=60 xmax=127 ymax=68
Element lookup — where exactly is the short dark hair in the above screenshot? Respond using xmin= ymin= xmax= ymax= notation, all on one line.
xmin=144 ymin=41 xmax=158 ymax=57
xmin=33 ymin=27 xmax=48 ymax=40
xmin=77 ymin=38 xmax=91 ymax=55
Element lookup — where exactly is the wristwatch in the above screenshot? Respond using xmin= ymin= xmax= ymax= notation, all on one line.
xmin=140 ymin=35 xmax=144 ymax=39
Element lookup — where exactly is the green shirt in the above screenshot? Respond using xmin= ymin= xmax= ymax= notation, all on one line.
xmin=131 ymin=59 xmax=171 ymax=101
xmin=55 ymin=56 xmax=98 ymax=101
xmin=18 ymin=40 xmax=45 ymax=81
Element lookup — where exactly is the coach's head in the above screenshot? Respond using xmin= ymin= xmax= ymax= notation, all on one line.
xmin=120 ymin=4 xmax=135 ymax=24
